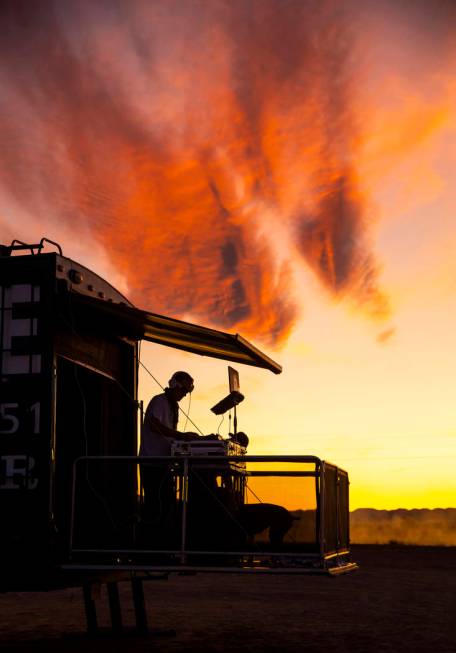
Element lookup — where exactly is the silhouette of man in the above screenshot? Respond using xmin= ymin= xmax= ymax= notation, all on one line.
xmin=140 ymin=370 xmax=199 ymax=457
xmin=140 ymin=371 xmax=200 ymax=542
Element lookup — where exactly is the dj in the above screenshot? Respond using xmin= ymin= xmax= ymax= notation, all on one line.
xmin=139 ymin=371 xmax=202 ymax=543
xmin=140 ymin=370 xmax=200 ymax=457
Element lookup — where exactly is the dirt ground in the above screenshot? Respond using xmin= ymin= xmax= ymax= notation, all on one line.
xmin=0 ymin=546 xmax=454 ymax=653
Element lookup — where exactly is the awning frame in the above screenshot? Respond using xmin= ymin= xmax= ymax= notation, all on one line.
xmin=62 ymin=292 xmax=282 ymax=374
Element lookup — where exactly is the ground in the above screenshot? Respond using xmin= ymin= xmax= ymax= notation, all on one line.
xmin=0 ymin=546 xmax=454 ymax=652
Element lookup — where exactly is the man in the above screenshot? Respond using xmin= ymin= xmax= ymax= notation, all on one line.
xmin=140 ymin=370 xmax=199 ymax=457
xmin=139 ymin=371 xmax=200 ymax=544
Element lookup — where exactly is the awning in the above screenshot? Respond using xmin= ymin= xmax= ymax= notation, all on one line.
xmin=64 ymin=292 xmax=282 ymax=374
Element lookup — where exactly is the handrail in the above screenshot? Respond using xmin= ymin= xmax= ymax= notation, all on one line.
xmin=72 ymin=454 xmax=325 ymax=464
xmin=68 ymin=453 xmax=352 ymax=573
xmin=1 ymin=237 xmax=63 ymax=256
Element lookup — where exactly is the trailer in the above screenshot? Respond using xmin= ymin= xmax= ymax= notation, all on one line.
xmin=0 ymin=238 xmax=356 ymax=626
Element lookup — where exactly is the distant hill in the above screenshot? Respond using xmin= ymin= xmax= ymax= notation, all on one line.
xmin=350 ymin=508 xmax=456 ymax=546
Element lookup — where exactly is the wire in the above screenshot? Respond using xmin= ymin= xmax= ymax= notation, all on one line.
xmin=137 ymin=357 xmax=165 ymax=391
xmin=217 ymin=414 xmax=224 ymax=435
xmin=138 ymin=358 xmax=204 ymax=435
xmin=245 ymin=482 xmax=264 ymax=504
xmin=190 ymin=468 xmax=252 ymax=541
xmin=183 ymin=392 xmax=191 ymax=431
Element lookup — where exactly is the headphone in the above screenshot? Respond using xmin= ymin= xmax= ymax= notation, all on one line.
xmin=169 ymin=371 xmax=194 ymax=393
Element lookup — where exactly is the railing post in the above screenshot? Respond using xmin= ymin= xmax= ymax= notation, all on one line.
xmin=319 ymin=461 xmax=326 ymax=565
xmin=336 ymin=468 xmax=340 ymax=551
xmin=180 ymin=458 xmax=188 ymax=564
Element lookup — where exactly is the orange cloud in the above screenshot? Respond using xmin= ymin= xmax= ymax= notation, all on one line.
xmin=1 ymin=0 xmax=452 ymax=344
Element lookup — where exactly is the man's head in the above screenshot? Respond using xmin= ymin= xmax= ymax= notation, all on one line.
xmin=168 ymin=371 xmax=194 ymax=400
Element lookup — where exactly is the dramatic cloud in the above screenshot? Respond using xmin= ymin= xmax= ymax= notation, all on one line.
xmin=0 ymin=0 xmax=454 ymax=343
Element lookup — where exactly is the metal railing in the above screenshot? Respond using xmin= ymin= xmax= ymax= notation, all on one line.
xmin=68 ymin=455 xmax=352 ymax=573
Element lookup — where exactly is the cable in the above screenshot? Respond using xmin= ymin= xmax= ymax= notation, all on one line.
xmin=138 ymin=358 xmax=204 ymax=435
xmin=183 ymin=392 xmax=191 ymax=431
xmin=137 ymin=357 xmax=165 ymax=391
xmin=245 ymin=482 xmax=264 ymax=504
xmin=217 ymin=414 xmax=224 ymax=435
xmin=190 ymin=468 xmax=253 ymax=541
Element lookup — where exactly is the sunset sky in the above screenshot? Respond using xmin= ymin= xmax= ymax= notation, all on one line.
xmin=0 ymin=0 xmax=455 ymax=510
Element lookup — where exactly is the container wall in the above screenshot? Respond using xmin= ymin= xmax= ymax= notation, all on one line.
xmin=0 ymin=256 xmax=55 ymax=576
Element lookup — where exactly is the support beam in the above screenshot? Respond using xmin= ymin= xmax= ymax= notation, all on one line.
xmin=107 ymin=581 xmax=123 ymax=633
xmin=82 ymin=583 xmax=98 ymax=634
xmin=131 ymin=577 xmax=148 ymax=634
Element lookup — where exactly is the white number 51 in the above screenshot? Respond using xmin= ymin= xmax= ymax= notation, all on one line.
xmin=0 ymin=403 xmax=19 ymax=434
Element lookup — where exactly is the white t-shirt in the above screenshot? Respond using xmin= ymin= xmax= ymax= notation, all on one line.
xmin=140 ymin=393 xmax=176 ymax=456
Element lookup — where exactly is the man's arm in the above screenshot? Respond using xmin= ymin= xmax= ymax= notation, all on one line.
xmin=148 ymin=415 xmax=199 ymax=441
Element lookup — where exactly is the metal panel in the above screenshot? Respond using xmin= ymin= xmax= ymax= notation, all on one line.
xmin=338 ymin=470 xmax=350 ymax=550
xmin=322 ymin=464 xmax=338 ymax=554
xmin=0 ymin=256 xmax=55 ymax=575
